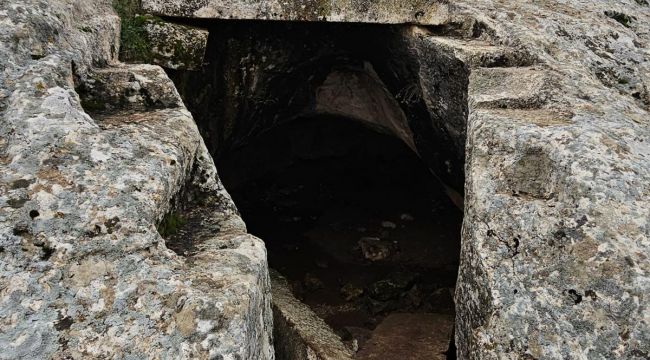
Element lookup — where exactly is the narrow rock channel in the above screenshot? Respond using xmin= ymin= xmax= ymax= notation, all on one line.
xmin=164 ymin=20 xmax=470 ymax=359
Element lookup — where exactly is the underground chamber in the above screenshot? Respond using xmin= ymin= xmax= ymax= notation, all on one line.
xmin=165 ymin=20 xmax=468 ymax=359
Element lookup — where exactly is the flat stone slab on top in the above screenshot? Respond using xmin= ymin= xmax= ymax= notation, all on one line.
xmin=141 ymin=0 xmax=450 ymax=25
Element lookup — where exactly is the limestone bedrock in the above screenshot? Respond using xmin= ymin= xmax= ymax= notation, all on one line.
xmin=0 ymin=0 xmax=649 ymax=359
xmin=141 ymin=0 xmax=451 ymax=24
xmin=0 ymin=0 xmax=272 ymax=359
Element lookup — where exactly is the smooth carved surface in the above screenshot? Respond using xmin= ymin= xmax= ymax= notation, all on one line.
xmin=314 ymin=67 xmax=417 ymax=151
xmin=141 ymin=0 xmax=450 ymax=24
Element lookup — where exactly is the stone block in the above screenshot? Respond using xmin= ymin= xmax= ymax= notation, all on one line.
xmin=141 ymin=0 xmax=450 ymax=25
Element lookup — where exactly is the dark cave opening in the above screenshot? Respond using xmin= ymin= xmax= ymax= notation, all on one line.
xmin=165 ymin=19 xmax=469 ymax=359
xmin=217 ymin=115 xmax=462 ymax=356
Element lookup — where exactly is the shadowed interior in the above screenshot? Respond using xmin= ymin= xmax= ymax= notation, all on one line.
xmin=166 ymin=19 xmax=468 ymax=359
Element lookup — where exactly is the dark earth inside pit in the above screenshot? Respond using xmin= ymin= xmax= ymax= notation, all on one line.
xmin=217 ymin=115 xmax=462 ymax=354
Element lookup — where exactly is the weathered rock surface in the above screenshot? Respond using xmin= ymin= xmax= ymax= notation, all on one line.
xmin=143 ymin=20 xmax=208 ymax=71
xmin=141 ymin=0 xmax=450 ymax=25
xmin=2 ymin=0 xmax=650 ymax=359
xmin=443 ymin=1 xmax=650 ymax=359
xmin=0 ymin=0 xmax=273 ymax=358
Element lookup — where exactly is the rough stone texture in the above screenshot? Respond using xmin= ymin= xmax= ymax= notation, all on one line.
xmin=2 ymin=0 xmax=650 ymax=359
xmin=0 ymin=1 xmax=273 ymax=358
xmin=75 ymin=64 xmax=184 ymax=114
xmin=270 ymin=270 xmax=354 ymax=360
xmin=167 ymin=9 xmax=650 ymax=357
xmin=143 ymin=20 xmax=208 ymax=71
xmin=141 ymin=0 xmax=450 ymax=25
xmin=441 ymin=1 xmax=650 ymax=359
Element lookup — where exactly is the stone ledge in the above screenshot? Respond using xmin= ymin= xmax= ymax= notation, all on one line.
xmin=141 ymin=0 xmax=450 ymax=25
xmin=271 ymin=270 xmax=354 ymax=360
xmin=143 ymin=20 xmax=208 ymax=71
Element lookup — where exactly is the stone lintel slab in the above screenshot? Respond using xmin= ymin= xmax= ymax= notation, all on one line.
xmin=141 ymin=0 xmax=451 ymax=25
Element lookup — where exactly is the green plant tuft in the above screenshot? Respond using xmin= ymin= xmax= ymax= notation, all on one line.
xmin=112 ymin=0 xmax=153 ymax=62
xmin=158 ymin=211 xmax=186 ymax=238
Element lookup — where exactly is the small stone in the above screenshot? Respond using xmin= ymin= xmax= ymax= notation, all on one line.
xmin=369 ymin=272 xmax=417 ymax=301
xmin=400 ymin=213 xmax=414 ymax=221
xmin=425 ymin=288 xmax=456 ymax=312
xmin=358 ymin=237 xmax=391 ymax=261
xmin=381 ymin=221 xmax=397 ymax=229
xmin=340 ymin=283 xmax=364 ymax=301
xmin=406 ymin=285 xmax=423 ymax=308
xmin=303 ymin=273 xmax=325 ymax=291
xmin=350 ymin=339 xmax=359 ymax=352
xmin=344 ymin=326 xmax=373 ymax=351
xmin=367 ymin=298 xmax=398 ymax=315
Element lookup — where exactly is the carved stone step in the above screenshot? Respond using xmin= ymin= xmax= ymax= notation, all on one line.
xmin=411 ymin=27 xmax=537 ymax=68
xmin=271 ymin=270 xmax=355 ymax=360
xmin=75 ymin=64 xmax=183 ymax=115
xmin=471 ymin=108 xmax=574 ymax=128
xmin=469 ymin=67 xmax=555 ymax=109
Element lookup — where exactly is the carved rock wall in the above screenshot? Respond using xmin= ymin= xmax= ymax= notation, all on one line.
xmin=0 ymin=1 xmax=273 ymax=358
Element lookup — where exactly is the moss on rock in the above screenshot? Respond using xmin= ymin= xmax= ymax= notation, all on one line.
xmin=113 ymin=0 xmax=154 ymax=62
xmin=157 ymin=211 xmax=186 ymax=238
xmin=112 ymin=0 xmax=207 ymax=70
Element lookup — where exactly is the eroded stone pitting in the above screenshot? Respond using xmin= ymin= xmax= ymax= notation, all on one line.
xmin=141 ymin=0 xmax=451 ymax=25
xmin=3 ymin=0 xmax=649 ymax=359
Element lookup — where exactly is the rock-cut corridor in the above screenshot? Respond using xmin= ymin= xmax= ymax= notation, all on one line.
xmin=0 ymin=0 xmax=649 ymax=359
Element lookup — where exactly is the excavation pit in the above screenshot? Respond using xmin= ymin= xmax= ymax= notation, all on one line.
xmin=165 ymin=19 xmax=470 ymax=359
xmin=218 ymin=115 xmax=461 ymax=359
